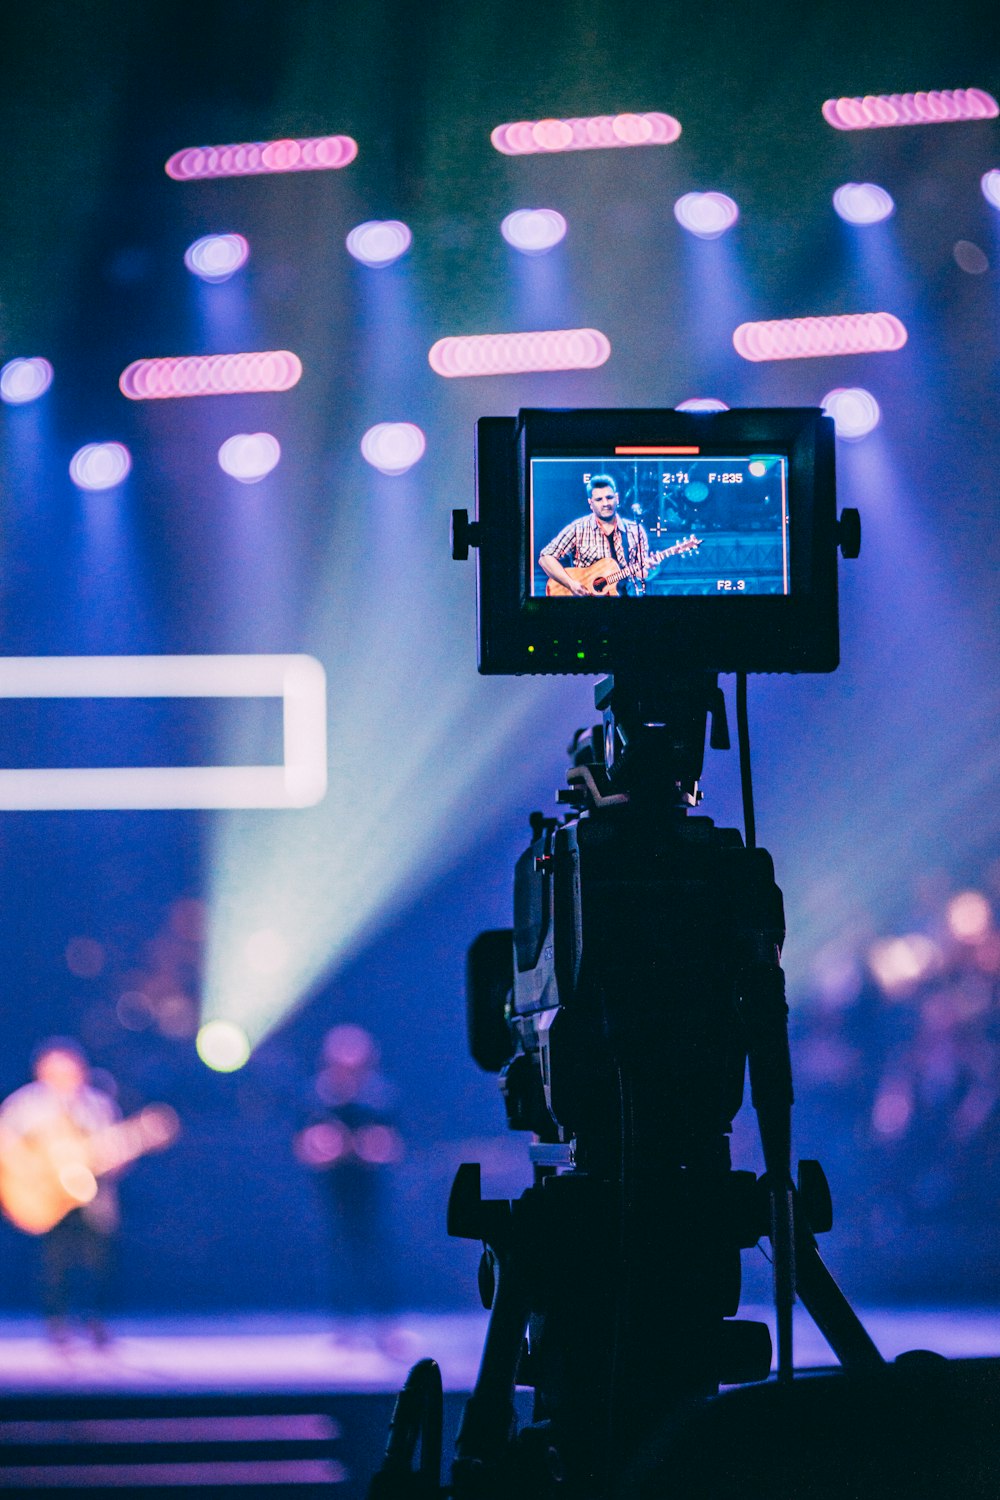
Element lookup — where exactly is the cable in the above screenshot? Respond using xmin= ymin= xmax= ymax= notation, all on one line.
xmin=736 ymin=672 xmax=755 ymax=850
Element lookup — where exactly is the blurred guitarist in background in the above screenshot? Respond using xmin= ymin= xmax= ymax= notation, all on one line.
xmin=0 ymin=1039 xmax=177 ymax=1347
xmin=539 ymin=473 xmax=652 ymax=596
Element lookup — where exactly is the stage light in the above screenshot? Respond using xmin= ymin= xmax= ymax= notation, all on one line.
xmin=120 ymin=351 xmax=302 ymax=399
xmin=822 ymin=387 xmax=881 ymax=440
xmin=822 ymin=88 xmax=998 ymax=130
xmin=360 ymin=422 xmax=426 ymax=475
xmin=833 ymin=183 xmax=895 ymax=225
xmin=0 ymin=357 xmax=53 ymax=405
xmin=675 ymin=398 xmax=729 ymax=412
xmin=196 ymin=1019 xmax=251 ymax=1072
xmin=491 ymin=111 xmax=681 ymax=155
xmin=733 ymin=312 xmax=907 ymax=361
xmin=0 ymin=654 xmax=326 ymax=810
xmin=184 ymin=233 xmax=250 ymax=283
xmin=982 ymin=170 xmax=1000 ymax=210
xmin=345 ymin=220 xmax=412 ymax=267
xmin=166 ymin=135 xmax=357 ymax=180
xmin=946 ymin=891 xmax=992 ymax=944
xmin=218 ymin=432 xmax=281 ymax=482
xmin=69 ymin=442 xmax=132 ymax=491
xmin=501 ymin=209 xmax=567 ymax=254
xmin=953 ymin=240 xmax=989 ymax=274
xmin=429 ymin=328 xmax=610 ymax=377
xmin=65 ymin=937 xmax=105 ymax=978
xmin=673 ymin=191 xmax=739 ymax=239
xmin=868 ymin=933 xmax=942 ymax=995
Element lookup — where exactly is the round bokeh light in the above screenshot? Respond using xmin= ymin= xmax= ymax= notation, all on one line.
xmin=345 ymin=220 xmax=412 ymax=268
xmin=196 ymin=1019 xmax=251 ymax=1073
xmin=0 ymin=356 xmax=54 ymax=405
xmin=832 ymin=182 xmax=895 ymax=225
xmin=360 ymin=422 xmax=426 ymax=475
xmin=218 ymin=432 xmax=281 ymax=483
xmin=980 ymin=169 xmax=1000 ymax=210
xmin=69 ymin=442 xmax=132 ymax=490
xmin=501 ymin=208 xmax=567 ymax=254
xmin=822 ymin=387 xmax=881 ymax=440
xmin=673 ymin=191 xmax=739 ymax=240
xmin=953 ymin=240 xmax=989 ymax=275
xmin=184 ymin=233 xmax=250 ymax=283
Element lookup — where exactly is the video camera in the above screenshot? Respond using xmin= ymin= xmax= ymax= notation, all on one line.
xmin=373 ymin=409 xmax=881 ymax=1500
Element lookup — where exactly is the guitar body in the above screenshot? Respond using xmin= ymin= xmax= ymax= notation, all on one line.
xmin=0 ymin=1104 xmax=179 ymax=1235
xmin=544 ymin=535 xmax=701 ymax=597
xmin=0 ymin=1122 xmax=93 ymax=1234
xmin=545 ymin=558 xmax=623 ymax=597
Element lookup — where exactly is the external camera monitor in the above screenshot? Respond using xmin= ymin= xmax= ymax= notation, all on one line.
xmin=471 ymin=407 xmax=841 ymax=675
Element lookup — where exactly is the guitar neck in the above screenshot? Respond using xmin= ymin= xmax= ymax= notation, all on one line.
xmin=604 ymin=542 xmax=689 ymax=587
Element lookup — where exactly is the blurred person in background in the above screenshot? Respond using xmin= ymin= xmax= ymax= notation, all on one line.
xmin=0 ymin=1038 xmax=178 ymax=1346
xmin=0 ymin=1039 xmax=121 ymax=1346
xmin=295 ymin=1024 xmax=404 ymax=1318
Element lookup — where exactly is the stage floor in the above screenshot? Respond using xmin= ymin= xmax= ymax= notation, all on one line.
xmin=0 ymin=1307 xmax=997 ymax=1393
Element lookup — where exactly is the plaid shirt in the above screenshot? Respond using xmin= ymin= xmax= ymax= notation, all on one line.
xmin=540 ymin=515 xmax=652 ymax=594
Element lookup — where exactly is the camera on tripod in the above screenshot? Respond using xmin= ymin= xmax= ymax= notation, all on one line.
xmin=372 ymin=409 xmax=909 ymax=1500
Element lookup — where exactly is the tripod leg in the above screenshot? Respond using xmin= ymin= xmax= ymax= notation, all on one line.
xmin=452 ymin=1241 xmax=531 ymax=1493
xmin=794 ymin=1233 xmax=885 ymax=1371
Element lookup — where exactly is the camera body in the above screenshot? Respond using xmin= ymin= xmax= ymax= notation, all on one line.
xmin=469 ymin=406 xmax=843 ymax=677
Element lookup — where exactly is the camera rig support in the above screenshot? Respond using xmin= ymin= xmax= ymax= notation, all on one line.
xmin=372 ymin=671 xmax=883 ymax=1500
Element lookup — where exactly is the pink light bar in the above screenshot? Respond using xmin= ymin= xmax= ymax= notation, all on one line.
xmin=165 ymin=135 xmax=357 ymax=181
xmin=733 ymin=312 xmax=907 ymax=363
xmin=822 ymin=88 xmax=997 ymax=131
xmin=491 ymin=112 xmax=680 ymax=155
xmin=120 ymin=351 xmax=303 ymax=400
xmin=615 ymin=446 xmax=700 ymax=455
xmin=428 ymin=329 xmax=610 ymax=378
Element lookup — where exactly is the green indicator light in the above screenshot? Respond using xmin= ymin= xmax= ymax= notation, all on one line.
xmin=527 ymin=645 xmax=535 ymax=653
xmin=577 ymin=651 xmax=585 ymax=659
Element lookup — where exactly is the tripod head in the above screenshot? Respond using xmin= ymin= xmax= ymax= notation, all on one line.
xmin=593 ymin=669 xmax=731 ymax=811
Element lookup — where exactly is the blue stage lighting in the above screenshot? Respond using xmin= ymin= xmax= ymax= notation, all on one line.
xmin=0 ymin=357 xmax=53 ymax=405
xmin=673 ymin=192 xmax=738 ymax=239
xmin=360 ymin=422 xmax=426 ymax=475
xmin=345 ymin=221 xmax=412 ymax=268
xmin=675 ymin=397 xmax=729 ymax=412
xmin=822 ymin=387 xmax=881 ymax=440
xmin=218 ymin=432 xmax=281 ymax=482
xmin=501 ymin=209 xmax=567 ymax=254
xmin=833 ymin=182 xmax=895 ymax=225
xmin=983 ymin=169 xmax=1000 ymax=210
xmin=69 ymin=442 xmax=132 ymax=490
xmin=184 ymin=233 xmax=250 ymax=283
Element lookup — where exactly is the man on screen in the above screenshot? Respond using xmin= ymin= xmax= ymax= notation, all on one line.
xmin=539 ymin=474 xmax=652 ymax=596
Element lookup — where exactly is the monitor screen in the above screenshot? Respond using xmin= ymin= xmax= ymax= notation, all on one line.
xmin=529 ymin=453 xmax=789 ymax=599
xmin=471 ymin=408 xmax=839 ymax=676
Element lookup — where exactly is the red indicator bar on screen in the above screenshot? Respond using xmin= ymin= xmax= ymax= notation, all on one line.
xmin=614 ymin=445 xmax=701 ymax=455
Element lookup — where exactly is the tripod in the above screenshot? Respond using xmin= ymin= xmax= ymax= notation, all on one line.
xmin=374 ymin=671 xmax=882 ymax=1500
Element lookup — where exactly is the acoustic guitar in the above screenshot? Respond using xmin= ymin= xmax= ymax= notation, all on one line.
xmin=0 ymin=1103 xmax=179 ymax=1235
xmin=545 ymin=534 xmax=701 ymax=596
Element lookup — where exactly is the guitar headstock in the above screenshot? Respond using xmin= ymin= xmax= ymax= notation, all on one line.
xmin=669 ymin=534 xmax=701 ymax=555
